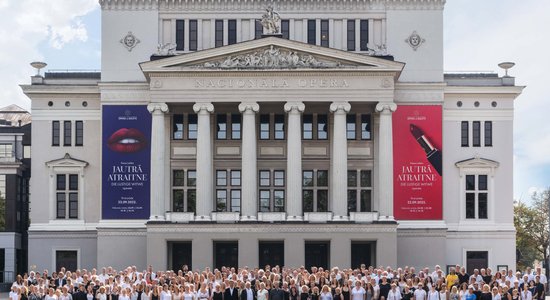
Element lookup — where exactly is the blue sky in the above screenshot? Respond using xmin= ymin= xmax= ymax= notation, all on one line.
xmin=0 ymin=0 xmax=548 ymax=201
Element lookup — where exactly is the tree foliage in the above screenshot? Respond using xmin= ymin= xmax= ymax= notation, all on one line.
xmin=514 ymin=189 xmax=549 ymax=270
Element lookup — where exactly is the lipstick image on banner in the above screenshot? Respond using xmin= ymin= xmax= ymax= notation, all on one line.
xmin=409 ymin=124 xmax=442 ymax=176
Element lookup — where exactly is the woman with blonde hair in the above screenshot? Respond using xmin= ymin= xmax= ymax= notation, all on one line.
xmin=320 ymin=285 xmax=333 ymax=300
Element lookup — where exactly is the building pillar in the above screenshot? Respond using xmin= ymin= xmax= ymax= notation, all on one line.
xmin=147 ymin=102 xmax=169 ymax=220
xmin=330 ymin=101 xmax=351 ymax=220
xmin=238 ymin=102 xmax=260 ymax=221
xmin=193 ymin=102 xmax=215 ymax=220
xmin=375 ymin=102 xmax=397 ymax=221
xmin=284 ymin=101 xmax=305 ymax=220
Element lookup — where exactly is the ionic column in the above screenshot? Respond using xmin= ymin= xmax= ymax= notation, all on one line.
xmin=284 ymin=101 xmax=305 ymax=220
xmin=193 ymin=103 xmax=215 ymax=220
xmin=147 ymin=102 xmax=169 ymax=220
xmin=238 ymin=102 xmax=260 ymax=221
xmin=375 ymin=102 xmax=397 ymax=221
xmin=330 ymin=101 xmax=351 ymax=220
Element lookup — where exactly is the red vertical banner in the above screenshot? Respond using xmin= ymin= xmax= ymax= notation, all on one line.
xmin=392 ymin=105 xmax=442 ymax=220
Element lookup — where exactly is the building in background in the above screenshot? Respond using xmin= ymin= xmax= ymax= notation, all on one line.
xmin=21 ymin=0 xmax=523 ymax=272
xmin=0 ymin=104 xmax=30 ymax=284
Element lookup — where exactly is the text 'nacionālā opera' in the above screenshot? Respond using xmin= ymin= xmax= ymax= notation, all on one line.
xmin=21 ymin=0 xmax=523 ymax=272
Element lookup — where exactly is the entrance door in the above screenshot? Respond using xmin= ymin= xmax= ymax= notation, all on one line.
xmin=169 ymin=242 xmax=192 ymax=271
xmin=466 ymin=251 xmax=488 ymax=274
xmin=259 ymin=241 xmax=284 ymax=268
xmin=55 ymin=250 xmax=77 ymax=271
xmin=305 ymin=241 xmax=330 ymax=270
xmin=351 ymin=242 xmax=375 ymax=269
xmin=214 ymin=241 xmax=238 ymax=269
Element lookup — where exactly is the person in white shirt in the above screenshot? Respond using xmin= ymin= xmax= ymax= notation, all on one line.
xmin=387 ymin=284 xmax=401 ymax=300
xmin=413 ymin=284 xmax=427 ymax=300
xmin=520 ymin=285 xmax=532 ymax=300
xmin=427 ymin=286 xmax=439 ymax=300
xmin=351 ymin=280 xmax=366 ymax=300
xmin=505 ymin=270 xmax=516 ymax=285
xmin=9 ymin=286 xmax=20 ymax=300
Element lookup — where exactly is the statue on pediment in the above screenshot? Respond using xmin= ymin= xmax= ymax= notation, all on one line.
xmin=261 ymin=6 xmax=281 ymax=34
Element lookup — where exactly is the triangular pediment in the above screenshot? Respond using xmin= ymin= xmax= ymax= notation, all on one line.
xmin=455 ymin=157 xmax=499 ymax=169
xmin=140 ymin=37 xmax=404 ymax=77
xmin=46 ymin=153 xmax=89 ymax=168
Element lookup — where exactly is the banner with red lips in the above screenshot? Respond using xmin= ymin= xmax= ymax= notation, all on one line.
xmin=102 ymin=105 xmax=151 ymax=219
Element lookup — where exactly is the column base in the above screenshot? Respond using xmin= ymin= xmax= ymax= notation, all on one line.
xmin=378 ymin=215 xmax=396 ymax=222
xmin=148 ymin=215 xmax=165 ymax=222
xmin=240 ymin=215 xmax=258 ymax=222
xmin=332 ymin=215 xmax=350 ymax=222
xmin=194 ymin=215 xmax=212 ymax=222
xmin=286 ymin=215 xmax=304 ymax=221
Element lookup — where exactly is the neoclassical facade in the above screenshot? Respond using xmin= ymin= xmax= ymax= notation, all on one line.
xmin=22 ymin=0 xmax=523 ymax=272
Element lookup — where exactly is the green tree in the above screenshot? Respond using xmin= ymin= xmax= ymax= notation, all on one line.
xmin=514 ymin=188 xmax=549 ymax=270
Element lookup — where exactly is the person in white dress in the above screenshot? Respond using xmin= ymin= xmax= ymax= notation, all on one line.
xmin=351 ymin=280 xmax=366 ymax=300
xmin=320 ymin=285 xmax=333 ymax=300
xmin=413 ymin=284 xmax=427 ymax=300
xmin=427 ymin=286 xmax=439 ymax=300
xmin=387 ymin=284 xmax=401 ymax=300
xmin=160 ymin=285 xmax=172 ymax=300
xmin=257 ymin=282 xmax=269 ymax=300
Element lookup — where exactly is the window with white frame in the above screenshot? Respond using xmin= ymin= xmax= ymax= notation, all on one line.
xmin=172 ymin=169 xmax=196 ymax=213
xmin=216 ymin=170 xmax=241 ymax=212
xmin=302 ymin=170 xmax=329 ymax=212
xmin=465 ymin=174 xmax=488 ymax=219
xmin=258 ymin=170 xmax=285 ymax=212
xmin=456 ymin=157 xmax=498 ymax=222
xmin=347 ymin=170 xmax=373 ymax=213
xmin=56 ymin=174 xmax=79 ymax=219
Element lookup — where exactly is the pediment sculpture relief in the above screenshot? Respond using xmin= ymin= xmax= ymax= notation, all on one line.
xmin=197 ymin=46 xmax=353 ymax=69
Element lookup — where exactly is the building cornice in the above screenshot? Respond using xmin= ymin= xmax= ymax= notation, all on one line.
xmin=100 ymin=0 xmax=445 ymax=11
xmin=445 ymin=85 xmax=525 ymax=97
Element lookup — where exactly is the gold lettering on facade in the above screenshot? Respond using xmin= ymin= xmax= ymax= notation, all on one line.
xmin=194 ymin=79 xmax=351 ymax=89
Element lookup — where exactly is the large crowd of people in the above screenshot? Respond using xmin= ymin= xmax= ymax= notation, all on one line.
xmin=8 ymin=264 xmax=547 ymax=300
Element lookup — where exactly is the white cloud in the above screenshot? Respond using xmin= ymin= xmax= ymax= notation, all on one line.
xmin=0 ymin=0 xmax=98 ymax=109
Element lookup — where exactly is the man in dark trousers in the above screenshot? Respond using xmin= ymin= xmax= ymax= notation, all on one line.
xmin=225 ymin=280 xmax=239 ymax=300
xmin=270 ymin=282 xmax=285 ymax=300
xmin=240 ymin=282 xmax=256 ymax=300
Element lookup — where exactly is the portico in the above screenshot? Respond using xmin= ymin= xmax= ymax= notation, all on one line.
xmin=140 ymin=37 xmax=404 ymax=224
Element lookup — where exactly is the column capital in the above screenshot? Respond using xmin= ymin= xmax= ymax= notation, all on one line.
xmin=284 ymin=101 xmax=305 ymax=113
xmin=238 ymin=102 xmax=260 ymax=113
xmin=329 ymin=101 xmax=351 ymax=113
xmin=375 ymin=102 xmax=397 ymax=113
xmin=193 ymin=102 xmax=215 ymax=114
xmin=147 ymin=102 xmax=169 ymax=114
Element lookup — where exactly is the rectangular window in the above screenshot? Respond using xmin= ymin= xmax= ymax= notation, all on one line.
xmin=63 ymin=121 xmax=72 ymax=146
xmin=281 ymin=20 xmax=290 ymax=39
xmin=230 ymin=190 xmax=241 ymax=212
xmin=188 ymin=170 xmax=196 ymax=187
xmin=187 ymin=189 xmax=196 ymax=213
xmin=56 ymin=174 xmax=78 ymax=219
xmin=259 ymin=241 xmax=285 ymax=268
xmin=259 ymin=171 xmax=270 ymax=187
xmin=307 ymin=20 xmax=316 ymax=45
xmin=320 ymin=19 xmax=329 ymax=47
xmin=258 ymin=170 xmax=286 ymax=212
xmin=188 ymin=114 xmax=198 ymax=140
xmin=173 ymin=190 xmax=184 ymax=212
xmin=361 ymin=114 xmax=371 ymax=140
xmin=173 ymin=114 xmax=184 ymax=140
xmin=217 ymin=170 xmax=227 ymax=186
xmin=216 ymin=114 xmax=227 ymax=140
xmin=347 ymin=114 xmax=356 ymax=140
xmin=303 ymin=114 xmax=313 ymax=140
xmin=52 ymin=121 xmax=60 ymax=146
xmin=472 ymin=121 xmax=481 ymax=147
xmin=231 ymin=114 xmax=241 ymax=140
xmin=216 ymin=190 xmax=227 ymax=212
xmin=347 ymin=190 xmax=357 ymax=213
xmin=173 ymin=170 xmax=185 ymax=186
xmin=230 ymin=170 xmax=241 ymax=186
xmin=317 ymin=115 xmax=328 ymax=140
xmin=303 ymin=170 xmax=329 ymax=212
xmin=484 ymin=121 xmax=492 ymax=146
xmin=347 ymin=20 xmax=356 ymax=51
xmin=228 ymin=19 xmax=237 ymax=45
xmin=56 ymin=251 xmax=77 ymax=272
xmin=260 ymin=114 xmax=270 ymax=140
xmin=348 ymin=170 xmax=373 ymax=213
xmin=75 ymin=121 xmax=84 ymax=146
xmin=215 ymin=20 xmax=224 ymax=47
xmin=255 ymin=19 xmax=263 ymax=39
xmin=0 ymin=144 xmax=12 ymax=158
xmin=465 ymin=174 xmax=489 ymax=219
xmin=176 ymin=20 xmax=185 ymax=51
xmin=360 ymin=20 xmax=369 ymax=51
xmin=461 ymin=121 xmax=469 ymax=147
xmin=189 ymin=20 xmax=198 ymax=51
xmin=274 ymin=114 xmax=285 ymax=140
